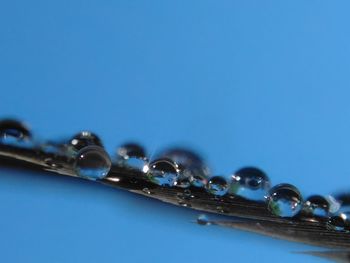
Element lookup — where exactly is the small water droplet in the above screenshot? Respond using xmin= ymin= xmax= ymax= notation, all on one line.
xmin=266 ymin=183 xmax=303 ymax=217
xmin=302 ymin=195 xmax=330 ymax=217
xmin=334 ymin=193 xmax=350 ymax=213
xmin=325 ymin=195 xmax=341 ymax=214
xmin=116 ymin=143 xmax=148 ymax=170
xmin=197 ymin=214 xmax=211 ymax=226
xmin=229 ymin=167 xmax=270 ymax=201
xmin=146 ymin=158 xmax=179 ymax=186
xmin=216 ymin=206 xmax=228 ymax=213
xmin=44 ymin=157 xmax=62 ymax=169
xmin=190 ymin=174 xmax=208 ymax=188
xmin=206 ymin=176 xmax=229 ymax=196
xmin=327 ymin=214 xmax=350 ymax=232
xmin=70 ymin=131 xmax=102 ymax=151
xmin=40 ymin=142 xmax=61 ymax=154
xmin=0 ymin=119 xmax=32 ymax=146
xmin=142 ymin=188 xmax=151 ymax=195
xmin=177 ymin=189 xmax=193 ymax=201
xmin=178 ymin=200 xmax=192 ymax=207
xmin=156 ymin=148 xmax=210 ymax=188
xmin=74 ymin=145 xmax=111 ymax=180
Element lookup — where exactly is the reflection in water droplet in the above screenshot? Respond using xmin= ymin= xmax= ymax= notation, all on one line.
xmin=74 ymin=145 xmax=111 ymax=180
xmin=197 ymin=214 xmax=211 ymax=226
xmin=70 ymin=131 xmax=102 ymax=151
xmin=327 ymin=214 xmax=350 ymax=232
xmin=303 ymin=195 xmax=330 ymax=217
xmin=229 ymin=167 xmax=270 ymax=201
xmin=156 ymin=148 xmax=210 ymax=188
xmin=147 ymin=158 xmax=179 ymax=186
xmin=0 ymin=119 xmax=32 ymax=146
xmin=267 ymin=183 xmax=303 ymax=217
xmin=116 ymin=143 xmax=148 ymax=170
xmin=207 ymin=176 xmax=229 ymax=196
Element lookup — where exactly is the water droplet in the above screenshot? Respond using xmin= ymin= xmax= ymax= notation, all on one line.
xmin=207 ymin=176 xmax=229 ymax=196
xmin=74 ymin=145 xmax=111 ymax=180
xmin=177 ymin=189 xmax=193 ymax=201
xmin=40 ymin=142 xmax=61 ymax=154
xmin=0 ymin=119 xmax=32 ymax=145
xmin=334 ymin=193 xmax=350 ymax=213
xmin=44 ymin=157 xmax=62 ymax=169
xmin=146 ymin=158 xmax=179 ymax=186
xmin=178 ymin=200 xmax=192 ymax=207
xmin=156 ymin=148 xmax=210 ymax=188
xmin=116 ymin=143 xmax=148 ymax=170
xmin=229 ymin=167 xmax=270 ymax=201
xmin=327 ymin=214 xmax=350 ymax=232
xmin=190 ymin=174 xmax=208 ymax=188
xmin=70 ymin=131 xmax=102 ymax=151
xmin=302 ymin=195 xmax=330 ymax=217
xmin=142 ymin=188 xmax=151 ymax=195
xmin=325 ymin=195 xmax=341 ymax=214
xmin=216 ymin=206 xmax=228 ymax=213
xmin=197 ymin=214 xmax=211 ymax=226
xmin=266 ymin=183 xmax=303 ymax=217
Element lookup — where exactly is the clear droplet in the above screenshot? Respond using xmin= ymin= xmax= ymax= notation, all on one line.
xmin=327 ymin=214 xmax=350 ymax=232
xmin=74 ymin=145 xmax=111 ymax=180
xmin=40 ymin=141 xmax=61 ymax=154
xmin=229 ymin=167 xmax=270 ymax=201
xmin=70 ymin=131 xmax=102 ymax=151
xmin=156 ymin=148 xmax=210 ymax=188
xmin=302 ymin=195 xmax=330 ymax=217
xmin=44 ymin=157 xmax=62 ymax=169
xmin=197 ymin=214 xmax=211 ymax=226
xmin=206 ymin=176 xmax=229 ymax=196
xmin=146 ymin=158 xmax=179 ymax=186
xmin=190 ymin=174 xmax=208 ymax=188
xmin=177 ymin=189 xmax=193 ymax=201
xmin=267 ymin=183 xmax=303 ymax=217
xmin=334 ymin=193 xmax=350 ymax=213
xmin=325 ymin=195 xmax=341 ymax=214
xmin=142 ymin=188 xmax=151 ymax=195
xmin=0 ymin=119 xmax=32 ymax=145
xmin=116 ymin=143 xmax=148 ymax=170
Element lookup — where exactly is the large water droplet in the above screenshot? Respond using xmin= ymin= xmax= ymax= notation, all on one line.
xmin=229 ymin=167 xmax=270 ymax=201
xmin=116 ymin=143 xmax=148 ymax=170
xmin=206 ymin=176 xmax=229 ymax=196
xmin=302 ymin=195 xmax=330 ymax=218
xmin=327 ymin=214 xmax=350 ymax=232
xmin=70 ymin=131 xmax=102 ymax=151
xmin=0 ymin=119 xmax=32 ymax=145
xmin=156 ymin=148 xmax=210 ymax=188
xmin=197 ymin=214 xmax=211 ymax=226
xmin=74 ymin=145 xmax=111 ymax=180
xmin=267 ymin=183 xmax=303 ymax=217
xmin=146 ymin=158 xmax=179 ymax=186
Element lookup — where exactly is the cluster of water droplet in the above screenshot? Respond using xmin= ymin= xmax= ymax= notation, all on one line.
xmin=1 ymin=118 xmax=350 ymax=232
xmin=0 ymin=119 xmax=112 ymax=181
xmin=114 ymin=143 xmax=350 ymax=231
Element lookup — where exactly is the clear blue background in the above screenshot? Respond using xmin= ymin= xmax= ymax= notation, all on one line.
xmin=0 ymin=1 xmax=349 ymax=262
